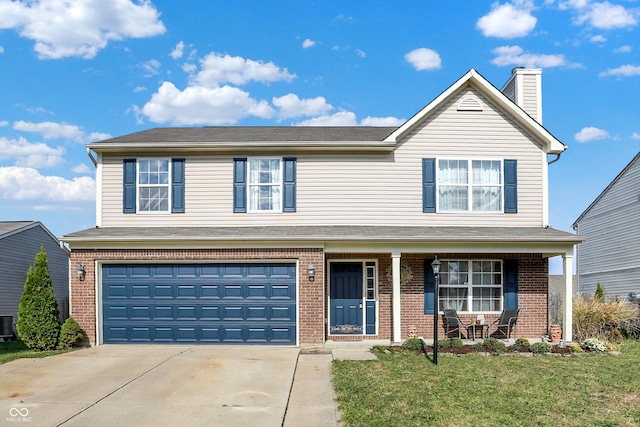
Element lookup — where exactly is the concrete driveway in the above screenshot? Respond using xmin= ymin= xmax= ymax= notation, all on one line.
xmin=0 ymin=345 xmax=299 ymax=427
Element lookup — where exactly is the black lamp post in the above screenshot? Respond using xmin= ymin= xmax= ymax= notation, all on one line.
xmin=431 ymin=256 xmax=441 ymax=365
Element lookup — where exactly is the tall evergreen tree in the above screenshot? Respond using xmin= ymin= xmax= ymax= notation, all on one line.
xmin=16 ymin=246 xmax=61 ymax=350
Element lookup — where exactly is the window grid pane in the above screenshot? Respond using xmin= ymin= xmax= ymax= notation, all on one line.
xmin=441 ymin=260 xmax=503 ymax=313
xmin=437 ymin=159 xmax=503 ymax=212
xmin=138 ymin=160 xmax=170 ymax=212
xmin=248 ymin=158 xmax=282 ymax=212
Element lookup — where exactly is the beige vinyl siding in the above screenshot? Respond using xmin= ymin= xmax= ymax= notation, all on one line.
xmin=101 ymin=85 xmax=545 ymax=228
xmin=521 ymin=74 xmax=539 ymax=121
xmin=576 ymin=157 xmax=640 ymax=297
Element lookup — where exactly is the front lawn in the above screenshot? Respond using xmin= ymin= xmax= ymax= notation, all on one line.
xmin=332 ymin=340 xmax=640 ymax=427
xmin=0 ymin=339 xmax=71 ymax=365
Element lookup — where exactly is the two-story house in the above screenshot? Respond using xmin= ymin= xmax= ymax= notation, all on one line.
xmin=62 ymin=68 xmax=582 ymax=346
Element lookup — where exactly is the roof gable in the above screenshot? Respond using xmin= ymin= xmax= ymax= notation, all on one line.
xmin=384 ymin=69 xmax=566 ymax=154
xmin=573 ymin=151 xmax=640 ymax=227
xmin=0 ymin=221 xmax=60 ymax=245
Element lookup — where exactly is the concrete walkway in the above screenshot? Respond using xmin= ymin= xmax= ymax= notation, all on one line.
xmin=283 ymin=344 xmax=378 ymax=427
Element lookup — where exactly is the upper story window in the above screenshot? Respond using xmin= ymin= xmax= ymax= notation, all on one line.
xmin=138 ymin=159 xmax=170 ymax=212
xmin=123 ymin=158 xmax=185 ymax=214
xmin=248 ymin=158 xmax=282 ymax=212
xmin=422 ymin=158 xmax=517 ymax=214
xmin=234 ymin=157 xmax=296 ymax=214
xmin=438 ymin=159 xmax=502 ymax=212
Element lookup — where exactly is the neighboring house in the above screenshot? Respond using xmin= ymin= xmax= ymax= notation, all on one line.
xmin=0 ymin=221 xmax=70 ymax=330
xmin=573 ymin=152 xmax=640 ymax=300
xmin=62 ymin=68 xmax=582 ymax=346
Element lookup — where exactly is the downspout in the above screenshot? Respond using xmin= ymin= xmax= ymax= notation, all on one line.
xmin=86 ymin=147 xmax=97 ymax=167
xmin=547 ymin=151 xmax=562 ymax=165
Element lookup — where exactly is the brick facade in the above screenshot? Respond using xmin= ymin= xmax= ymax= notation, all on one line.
xmin=70 ymin=248 xmax=548 ymax=346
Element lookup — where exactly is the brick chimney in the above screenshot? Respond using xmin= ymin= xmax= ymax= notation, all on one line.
xmin=501 ymin=67 xmax=543 ymax=124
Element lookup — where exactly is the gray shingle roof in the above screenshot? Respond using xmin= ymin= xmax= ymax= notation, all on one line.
xmin=0 ymin=221 xmax=36 ymax=238
xmin=92 ymin=126 xmax=398 ymax=144
xmin=62 ymin=225 xmax=583 ymax=244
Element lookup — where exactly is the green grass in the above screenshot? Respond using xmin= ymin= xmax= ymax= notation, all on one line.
xmin=332 ymin=340 xmax=640 ymax=427
xmin=0 ymin=339 xmax=71 ymax=365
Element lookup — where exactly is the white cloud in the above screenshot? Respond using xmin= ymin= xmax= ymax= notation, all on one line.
xmin=0 ymin=136 xmax=65 ymax=167
xmin=476 ymin=1 xmax=537 ymax=38
xmin=140 ymin=81 xmax=275 ymax=125
xmin=0 ymin=0 xmax=165 ymax=59
xmin=133 ymin=86 xmax=147 ymax=92
xmin=192 ymin=52 xmax=296 ymax=87
xmin=404 ymin=48 xmax=442 ymax=71
xmin=0 ymin=120 xmax=8 ymax=126
xmin=356 ymin=49 xmax=366 ymax=58
xmin=142 ymin=59 xmax=161 ymax=76
xmin=614 ymin=45 xmax=632 ymax=53
xmin=12 ymin=120 xmax=110 ymax=143
xmin=272 ymin=94 xmax=333 ymax=119
xmin=575 ymin=126 xmax=610 ymax=142
xmin=182 ymin=63 xmax=197 ymax=73
xmin=0 ymin=167 xmax=95 ymax=201
xmin=0 ymin=46 xmax=4 ymax=53
xmin=599 ymin=64 xmax=640 ymax=77
xmin=295 ymin=111 xmax=358 ymax=126
xmin=575 ymin=2 xmax=637 ymax=29
xmin=170 ymin=41 xmax=185 ymax=59
xmin=631 ymin=132 xmax=640 ymax=140
xmin=360 ymin=116 xmax=405 ymax=126
xmin=72 ymin=163 xmax=92 ymax=174
xmin=491 ymin=45 xmax=567 ymax=67
xmin=590 ymin=35 xmax=606 ymax=42
xmin=294 ymin=112 xmax=404 ymax=127
xmin=302 ymin=39 xmax=316 ymax=48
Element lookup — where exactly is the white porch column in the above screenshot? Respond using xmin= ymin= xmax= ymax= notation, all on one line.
xmin=392 ymin=252 xmax=402 ymax=345
xmin=563 ymin=253 xmax=573 ymax=342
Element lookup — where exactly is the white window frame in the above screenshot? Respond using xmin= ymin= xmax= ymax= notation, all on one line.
xmin=438 ymin=260 xmax=503 ymax=314
xmin=137 ymin=158 xmax=172 ymax=214
xmin=436 ymin=158 xmax=504 ymax=213
xmin=247 ymin=157 xmax=283 ymax=213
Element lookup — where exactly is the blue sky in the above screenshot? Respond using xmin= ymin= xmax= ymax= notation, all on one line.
xmin=0 ymin=0 xmax=638 ymax=270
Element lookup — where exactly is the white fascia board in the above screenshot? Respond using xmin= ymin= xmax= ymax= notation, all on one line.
xmin=95 ymin=152 xmax=103 ymax=228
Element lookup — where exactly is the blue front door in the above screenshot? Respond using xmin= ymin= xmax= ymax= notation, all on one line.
xmin=330 ymin=263 xmax=363 ymax=335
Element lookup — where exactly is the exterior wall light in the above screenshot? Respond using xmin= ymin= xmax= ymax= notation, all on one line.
xmin=77 ymin=264 xmax=86 ymax=282
xmin=307 ymin=263 xmax=316 ymax=281
xmin=431 ymin=256 xmax=441 ymax=365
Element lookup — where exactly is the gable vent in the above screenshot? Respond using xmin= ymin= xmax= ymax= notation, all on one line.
xmin=457 ymin=96 xmax=483 ymax=111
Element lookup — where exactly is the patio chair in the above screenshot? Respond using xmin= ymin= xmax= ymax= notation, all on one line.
xmin=487 ymin=308 xmax=520 ymax=340
xmin=442 ymin=309 xmax=468 ymax=339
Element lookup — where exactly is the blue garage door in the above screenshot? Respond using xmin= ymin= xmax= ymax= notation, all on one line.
xmin=102 ymin=263 xmax=297 ymax=344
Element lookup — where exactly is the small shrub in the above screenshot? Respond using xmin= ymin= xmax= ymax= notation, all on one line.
xmin=57 ymin=318 xmax=84 ymax=349
xmin=481 ymin=337 xmax=506 ymax=354
xmin=572 ymin=294 xmax=637 ymax=342
xmin=569 ymin=343 xmax=585 ymax=353
xmin=402 ymin=338 xmax=424 ymax=351
xmin=594 ymin=283 xmax=605 ymax=303
xmin=608 ymin=328 xmax=623 ymax=344
xmin=450 ymin=338 xmax=464 ymax=348
xmin=581 ymin=338 xmax=608 ymax=353
xmin=531 ymin=342 xmax=552 ymax=354
xmin=438 ymin=339 xmax=451 ymax=349
xmin=471 ymin=342 xmax=485 ymax=351
xmin=510 ymin=337 xmax=530 ymax=351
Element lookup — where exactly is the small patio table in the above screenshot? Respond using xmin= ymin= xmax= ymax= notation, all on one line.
xmin=466 ymin=323 xmax=488 ymax=341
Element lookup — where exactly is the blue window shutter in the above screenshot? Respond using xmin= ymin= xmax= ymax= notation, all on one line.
xmin=233 ymin=158 xmax=247 ymax=213
xmin=424 ymin=259 xmax=436 ymax=314
xmin=123 ymin=159 xmax=136 ymax=214
xmin=171 ymin=158 xmax=185 ymax=213
xmin=283 ymin=157 xmax=296 ymax=212
xmin=504 ymin=259 xmax=518 ymax=309
xmin=504 ymin=159 xmax=518 ymax=213
xmin=422 ymin=158 xmax=436 ymax=213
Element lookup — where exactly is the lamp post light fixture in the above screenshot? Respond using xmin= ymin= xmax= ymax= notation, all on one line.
xmin=431 ymin=256 xmax=441 ymax=365
xmin=307 ymin=263 xmax=316 ymax=281
xmin=76 ymin=263 xmax=86 ymax=282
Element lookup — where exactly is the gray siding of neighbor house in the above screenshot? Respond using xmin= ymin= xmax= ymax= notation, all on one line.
xmin=574 ymin=154 xmax=640 ymax=299
xmin=0 ymin=225 xmax=69 ymax=327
